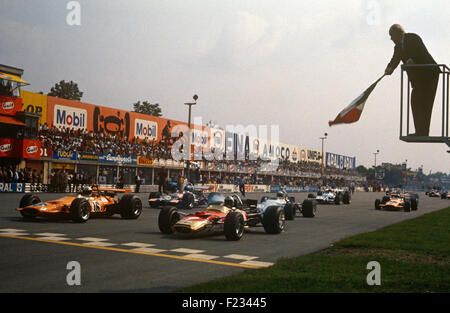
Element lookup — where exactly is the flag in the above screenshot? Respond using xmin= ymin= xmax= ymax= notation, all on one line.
xmin=329 ymin=75 xmax=385 ymax=127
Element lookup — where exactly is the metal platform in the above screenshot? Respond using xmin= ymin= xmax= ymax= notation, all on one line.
xmin=399 ymin=64 xmax=449 ymax=148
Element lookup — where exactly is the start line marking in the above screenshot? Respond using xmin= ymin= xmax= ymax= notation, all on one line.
xmin=0 ymin=233 xmax=273 ymax=269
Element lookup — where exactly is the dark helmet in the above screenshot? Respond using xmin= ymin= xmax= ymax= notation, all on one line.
xmin=276 ymin=192 xmax=284 ymax=198
xmin=224 ymin=196 xmax=234 ymax=208
xmin=81 ymin=186 xmax=92 ymax=197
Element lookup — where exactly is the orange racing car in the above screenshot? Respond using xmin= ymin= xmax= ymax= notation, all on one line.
xmin=17 ymin=187 xmax=142 ymax=222
xmin=374 ymin=191 xmax=418 ymax=212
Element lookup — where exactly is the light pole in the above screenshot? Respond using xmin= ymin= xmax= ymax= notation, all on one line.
xmin=373 ymin=149 xmax=380 ymax=168
xmin=320 ymin=133 xmax=328 ymax=176
xmin=184 ymin=94 xmax=198 ymax=182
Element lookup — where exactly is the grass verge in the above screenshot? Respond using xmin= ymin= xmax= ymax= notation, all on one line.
xmin=176 ymin=207 xmax=450 ymax=293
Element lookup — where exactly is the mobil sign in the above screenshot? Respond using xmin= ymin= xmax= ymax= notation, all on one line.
xmin=134 ymin=119 xmax=157 ymax=140
xmin=54 ymin=104 xmax=87 ymax=130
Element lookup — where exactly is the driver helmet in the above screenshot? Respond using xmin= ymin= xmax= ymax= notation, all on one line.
xmin=184 ymin=184 xmax=194 ymax=192
xmin=224 ymin=196 xmax=234 ymax=208
xmin=276 ymin=192 xmax=284 ymax=198
xmin=81 ymin=186 xmax=92 ymax=197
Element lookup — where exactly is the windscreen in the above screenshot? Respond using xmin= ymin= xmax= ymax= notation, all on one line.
xmin=207 ymin=192 xmax=225 ymax=205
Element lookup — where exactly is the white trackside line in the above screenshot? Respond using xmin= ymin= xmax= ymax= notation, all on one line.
xmin=131 ymin=247 xmax=167 ymax=253
xmin=239 ymin=260 xmax=274 ymax=268
xmin=76 ymin=237 xmax=110 ymax=242
xmin=121 ymin=242 xmax=156 ymax=248
xmin=223 ymin=254 xmax=259 ymax=261
xmin=35 ymin=233 xmax=67 ymax=237
xmin=170 ymin=248 xmax=205 ymax=254
xmin=83 ymin=242 xmax=117 ymax=247
xmin=184 ymin=254 xmax=219 ymax=260
xmin=38 ymin=236 xmax=71 ymax=241
xmin=0 ymin=229 xmax=27 ymax=232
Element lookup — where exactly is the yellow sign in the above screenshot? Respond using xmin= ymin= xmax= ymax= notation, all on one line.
xmin=20 ymin=90 xmax=48 ymax=125
xmin=137 ymin=156 xmax=154 ymax=166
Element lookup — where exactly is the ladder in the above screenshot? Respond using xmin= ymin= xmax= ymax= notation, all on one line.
xmin=399 ymin=64 xmax=449 ymax=149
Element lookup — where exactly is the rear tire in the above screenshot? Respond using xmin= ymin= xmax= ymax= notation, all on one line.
xmin=262 ymin=206 xmax=285 ymax=234
xmin=411 ymin=198 xmax=418 ymax=211
xmin=404 ymin=201 xmax=411 ymax=212
xmin=70 ymin=198 xmax=91 ymax=223
xmin=343 ymin=191 xmax=351 ymax=204
xmin=302 ymin=199 xmax=317 ymax=218
xmin=224 ymin=211 xmax=245 ymax=241
xmin=119 ymin=194 xmax=142 ymax=219
xmin=334 ymin=193 xmax=342 ymax=205
xmin=158 ymin=207 xmax=180 ymax=234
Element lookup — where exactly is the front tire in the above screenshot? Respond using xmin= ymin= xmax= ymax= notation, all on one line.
xmin=19 ymin=194 xmax=41 ymax=220
xmin=343 ymin=191 xmax=351 ymax=204
xmin=70 ymin=198 xmax=91 ymax=223
xmin=262 ymin=206 xmax=286 ymax=234
xmin=375 ymin=199 xmax=381 ymax=210
xmin=224 ymin=211 xmax=245 ymax=241
xmin=158 ymin=207 xmax=180 ymax=234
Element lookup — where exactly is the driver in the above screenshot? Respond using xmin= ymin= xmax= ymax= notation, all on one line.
xmin=81 ymin=186 xmax=92 ymax=197
xmin=224 ymin=196 xmax=234 ymax=208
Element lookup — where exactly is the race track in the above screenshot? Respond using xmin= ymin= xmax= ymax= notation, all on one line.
xmin=0 ymin=191 xmax=448 ymax=292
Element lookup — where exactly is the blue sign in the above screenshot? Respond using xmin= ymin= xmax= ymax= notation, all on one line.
xmin=270 ymin=185 xmax=319 ymax=193
xmin=0 ymin=183 xmax=26 ymax=193
xmin=325 ymin=153 xmax=356 ymax=169
xmin=52 ymin=151 xmax=77 ymax=161
xmin=98 ymin=154 xmax=137 ymax=165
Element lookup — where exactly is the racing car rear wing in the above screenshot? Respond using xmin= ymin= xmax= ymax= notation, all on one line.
xmin=92 ymin=187 xmax=132 ymax=194
xmin=400 ymin=64 xmax=450 ymax=148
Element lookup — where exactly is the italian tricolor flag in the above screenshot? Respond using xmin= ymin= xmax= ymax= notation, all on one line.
xmin=329 ymin=75 xmax=385 ymax=126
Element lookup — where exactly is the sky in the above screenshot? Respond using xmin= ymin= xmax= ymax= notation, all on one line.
xmin=1 ymin=0 xmax=449 ymax=173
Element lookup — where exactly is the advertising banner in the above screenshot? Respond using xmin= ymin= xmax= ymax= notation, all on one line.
xmin=21 ymin=139 xmax=41 ymax=159
xmin=325 ymin=152 xmax=356 ymax=169
xmin=40 ymin=147 xmax=52 ymax=158
xmin=98 ymin=154 xmax=137 ymax=165
xmin=20 ymin=90 xmax=47 ymax=125
xmin=269 ymin=185 xmax=319 ymax=193
xmin=0 ymin=138 xmax=18 ymax=157
xmin=0 ymin=95 xmax=22 ymax=116
xmin=0 ymin=183 xmax=26 ymax=193
xmin=78 ymin=153 xmax=99 ymax=161
xmin=52 ymin=150 xmax=77 ymax=160
xmin=137 ymin=156 xmax=154 ymax=166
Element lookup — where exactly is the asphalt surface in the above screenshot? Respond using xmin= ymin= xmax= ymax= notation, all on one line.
xmin=0 ymin=191 xmax=448 ymax=293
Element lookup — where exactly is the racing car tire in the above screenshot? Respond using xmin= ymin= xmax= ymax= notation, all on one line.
xmin=179 ymin=193 xmax=195 ymax=210
xmin=375 ymin=199 xmax=381 ymax=210
xmin=119 ymin=195 xmax=142 ymax=219
xmin=441 ymin=193 xmax=447 ymax=199
xmin=19 ymin=194 xmax=41 ymax=220
xmin=284 ymin=203 xmax=296 ymax=220
xmin=70 ymin=198 xmax=91 ymax=223
xmin=404 ymin=201 xmax=411 ymax=212
xmin=334 ymin=193 xmax=342 ymax=205
xmin=158 ymin=206 xmax=180 ymax=234
xmin=411 ymin=198 xmax=418 ymax=211
xmin=224 ymin=211 xmax=245 ymax=241
xmin=302 ymin=199 xmax=317 ymax=218
xmin=343 ymin=191 xmax=351 ymax=204
xmin=262 ymin=206 xmax=286 ymax=234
